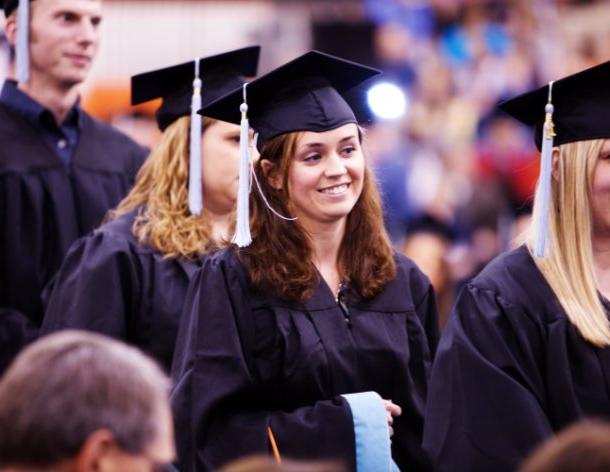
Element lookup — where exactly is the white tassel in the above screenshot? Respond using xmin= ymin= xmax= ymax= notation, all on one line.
xmin=248 ymin=133 xmax=297 ymax=222
xmin=16 ymin=0 xmax=29 ymax=84
xmin=251 ymin=164 xmax=297 ymax=221
xmin=232 ymin=84 xmax=253 ymax=247
xmin=188 ymin=58 xmax=203 ymax=215
xmin=534 ymin=81 xmax=555 ymax=258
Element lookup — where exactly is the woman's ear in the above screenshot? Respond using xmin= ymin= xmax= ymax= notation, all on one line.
xmin=260 ymin=159 xmax=282 ymax=190
xmin=552 ymin=147 xmax=560 ymax=182
xmin=4 ymin=14 xmax=17 ymax=47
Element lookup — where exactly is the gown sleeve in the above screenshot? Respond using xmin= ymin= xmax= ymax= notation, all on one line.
xmin=40 ymin=230 xmax=141 ymax=339
xmin=422 ymin=283 xmax=553 ymax=472
xmin=415 ymin=277 xmax=440 ymax=357
xmin=0 ymin=308 xmax=38 ymax=373
xmin=394 ymin=260 xmax=440 ymax=470
xmin=170 ymin=255 xmax=361 ymax=472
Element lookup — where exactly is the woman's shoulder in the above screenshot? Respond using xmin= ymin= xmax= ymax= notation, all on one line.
xmin=96 ymin=210 xmax=138 ymax=240
xmin=466 ymin=245 xmax=558 ymax=321
xmin=205 ymin=246 xmax=241 ymax=266
xmin=393 ymin=251 xmax=429 ymax=279
xmin=393 ymin=252 xmax=433 ymax=294
xmin=88 ymin=209 xmax=163 ymax=256
xmin=351 ymin=252 xmax=431 ymax=313
xmin=471 ymin=245 xmax=539 ymax=291
xmin=199 ymin=247 xmax=250 ymax=281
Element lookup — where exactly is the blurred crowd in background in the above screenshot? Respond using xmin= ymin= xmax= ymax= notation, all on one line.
xmin=323 ymin=0 xmax=610 ymax=327
xmin=3 ymin=0 xmax=609 ymax=327
xmin=356 ymin=0 xmax=610 ymax=326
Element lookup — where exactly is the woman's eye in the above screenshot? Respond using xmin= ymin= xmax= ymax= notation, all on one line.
xmin=228 ymin=135 xmax=240 ymax=144
xmin=303 ymin=154 xmax=321 ymax=162
xmin=341 ymin=146 xmax=356 ymax=156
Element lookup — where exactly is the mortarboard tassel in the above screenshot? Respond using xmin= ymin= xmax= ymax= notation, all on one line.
xmin=232 ymin=83 xmax=253 ymax=247
xmin=188 ymin=58 xmax=203 ymax=215
xmin=15 ymin=0 xmax=29 ymax=84
xmin=250 ymin=132 xmax=297 ymax=221
xmin=250 ymin=136 xmax=297 ymax=221
xmin=535 ymin=81 xmax=556 ymax=258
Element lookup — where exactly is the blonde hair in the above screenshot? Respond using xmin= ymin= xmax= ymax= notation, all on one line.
xmin=110 ymin=116 xmax=217 ymax=259
xmin=526 ymin=138 xmax=610 ymax=346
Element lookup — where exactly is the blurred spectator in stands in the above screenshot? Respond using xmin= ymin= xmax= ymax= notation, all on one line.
xmin=218 ymin=456 xmax=346 ymax=472
xmin=404 ymin=214 xmax=456 ymax=329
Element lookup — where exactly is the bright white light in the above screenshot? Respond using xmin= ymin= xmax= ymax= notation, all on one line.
xmin=367 ymin=82 xmax=408 ymax=120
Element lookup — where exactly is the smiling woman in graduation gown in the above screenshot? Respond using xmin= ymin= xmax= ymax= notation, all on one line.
xmin=171 ymin=51 xmax=439 ymax=472
xmin=423 ymin=61 xmax=610 ymax=472
xmin=40 ymin=47 xmax=261 ymax=372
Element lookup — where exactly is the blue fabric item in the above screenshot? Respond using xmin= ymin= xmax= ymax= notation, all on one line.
xmin=342 ymin=391 xmax=399 ymax=472
xmin=0 ymin=80 xmax=82 ymax=165
xmin=15 ymin=0 xmax=29 ymax=83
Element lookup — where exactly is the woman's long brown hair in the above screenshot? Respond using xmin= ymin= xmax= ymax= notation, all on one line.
xmin=240 ymin=129 xmax=396 ymax=302
xmin=110 ymin=116 xmax=217 ymax=259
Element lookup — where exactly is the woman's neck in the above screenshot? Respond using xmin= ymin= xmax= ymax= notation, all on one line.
xmin=592 ymin=232 xmax=610 ymax=298
xmin=306 ymin=218 xmax=346 ymax=296
xmin=205 ymin=207 xmax=233 ymax=243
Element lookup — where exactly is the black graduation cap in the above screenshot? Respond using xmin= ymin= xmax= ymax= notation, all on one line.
xmin=3 ymin=0 xmax=22 ymax=16
xmin=200 ymin=50 xmax=381 ymax=150
xmin=499 ymin=60 xmax=610 ymax=151
xmin=131 ymin=46 xmax=260 ymax=131
xmin=342 ymin=79 xmax=378 ymax=125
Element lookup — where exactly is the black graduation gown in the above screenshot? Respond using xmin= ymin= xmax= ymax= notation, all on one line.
xmin=170 ymin=248 xmax=439 ymax=472
xmin=0 ymin=103 xmax=146 ymax=358
xmin=423 ymin=244 xmax=610 ymax=472
xmin=40 ymin=210 xmax=203 ymax=372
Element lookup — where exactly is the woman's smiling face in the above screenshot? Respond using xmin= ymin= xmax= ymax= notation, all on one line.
xmin=286 ymin=123 xmax=365 ymax=229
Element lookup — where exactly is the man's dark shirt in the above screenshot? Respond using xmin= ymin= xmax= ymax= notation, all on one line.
xmin=0 ymin=80 xmax=81 ymax=165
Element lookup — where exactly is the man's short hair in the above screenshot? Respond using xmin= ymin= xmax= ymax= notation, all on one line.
xmin=0 ymin=330 xmax=170 ymax=469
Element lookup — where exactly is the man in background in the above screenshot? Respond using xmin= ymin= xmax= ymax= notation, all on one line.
xmin=0 ymin=0 xmax=147 ymax=373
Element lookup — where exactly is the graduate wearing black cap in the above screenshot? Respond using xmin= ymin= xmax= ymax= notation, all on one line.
xmin=423 ymin=60 xmax=610 ymax=472
xmin=0 ymin=0 xmax=148 ymax=374
xmin=40 ymin=46 xmax=261 ymax=373
xmin=170 ymin=51 xmax=439 ymax=472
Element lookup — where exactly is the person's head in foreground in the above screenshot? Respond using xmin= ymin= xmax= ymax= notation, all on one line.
xmin=217 ymin=455 xmax=347 ymax=472
xmin=0 ymin=330 xmax=175 ymax=472
xmin=520 ymin=420 xmax=610 ymax=472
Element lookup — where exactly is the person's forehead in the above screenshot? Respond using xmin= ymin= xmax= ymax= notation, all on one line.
xmin=296 ymin=123 xmax=359 ymax=147
xmin=209 ymin=120 xmax=241 ymax=134
xmin=31 ymin=0 xmax=103 ymax=14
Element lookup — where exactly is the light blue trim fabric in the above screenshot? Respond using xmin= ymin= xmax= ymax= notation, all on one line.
xmin=16 ymin=0 xmax=30 ymax=83
xmin=342 ymin=391 xmax=400 ymax=471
